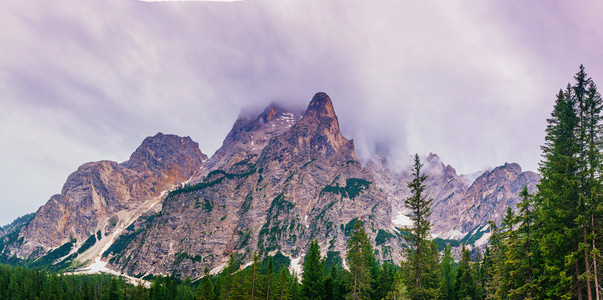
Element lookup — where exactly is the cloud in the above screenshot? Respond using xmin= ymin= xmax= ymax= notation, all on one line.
xmin=1 ymin=0 xmax=602 ymax=224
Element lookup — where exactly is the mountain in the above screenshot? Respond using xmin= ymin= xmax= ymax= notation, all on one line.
xmin=103 ymin=93 xmax=394 ymax=278
xmin=0 ymin=92 xmax=539 ymax=279
xmin=1 ymin=133 xmax=207 ymax=263
xmin=369 ymin=153 xmax=538 ymax=242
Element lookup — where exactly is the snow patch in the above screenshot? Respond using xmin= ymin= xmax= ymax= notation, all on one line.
xmin=241 ymin=261 xmax=253 ymax=269
xmin=392 ymin=212 xmax=412 ymax=227
xmin=441 ymin=229 xmax=465 ymax=240
xmin=304 ymin=215 xmax=309 ymax=228
xmin=475 ymin=231 xmax=492 ymax=247
xmin=210 ymin=263 xmax=226 ymax=275
xmin=289 ymin=255 xmax=304 ymax=278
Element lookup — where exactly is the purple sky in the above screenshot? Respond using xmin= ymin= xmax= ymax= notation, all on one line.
xmin=1 ymin=0 xmax=602 ymax=225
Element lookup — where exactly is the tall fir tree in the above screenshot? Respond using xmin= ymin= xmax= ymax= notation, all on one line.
xmin=440 ymin=244 xmax=456 ymax=300
xmin=536 ymin=84 xmax=580 ymax=298
xmin=197 ymin=267 xmax=215 ymax=300
xmin=455 ymin=244 xmax=476 ymax=300
xmin=266 ymin=255 xmax=274 ymax=300
xmin=534 ymin=65 xmax=603 ymax=299
xmin=402 ymin=154 xmax=440 ymax=299
xmin=346 ymin=220 xmax=373 ymax=300
xmin=274 ymin=267 xmax=292 ymax=300
xmin=301 ymin=240 xmax=324 ymax=300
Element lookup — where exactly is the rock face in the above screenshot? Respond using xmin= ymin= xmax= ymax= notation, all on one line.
xmin=370 ymin=153 xmax=539 ymax=240
xmin=200 ymin=103 xmax=303 ymax=176
xmin=451 ymin=163 xmax=539 ymax=237
xmin=8 ymin=133 xmax=207 ymax=259
xmin=1 ymin=92 xmax=540 ymax=279
xmin=108 ymin=92 xmax=395 ymax=278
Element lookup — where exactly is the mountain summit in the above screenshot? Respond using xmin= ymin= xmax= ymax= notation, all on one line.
xmin=0 ymin=93 xmax=539 ymax=279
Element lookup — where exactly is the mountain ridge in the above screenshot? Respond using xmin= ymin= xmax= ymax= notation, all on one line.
xmin=0 ymin=92 xmax=539 ymax=279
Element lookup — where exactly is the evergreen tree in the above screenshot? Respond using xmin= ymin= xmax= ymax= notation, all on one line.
xmin=402 ymin=154 xmax=439 ymax=299
xmin=503 ymin=187 xmax=536 ymax=299
xmin=346 ymin=220 xmax=373 ymax=300
xmin=324 ymin=265 xmax=338 ymax=300
xmin=266 ymin=255 xmax=274 ymax=300
xmin=455 ymin=244 xmax=476 ymax=300
xmin=536 ymin=84 xmax=580 ymax=298
xmin=248 ymin=252 xmax=262 ymax=300
xmin=534 ymin=65 xmax=603 ymax=299
xmin=385 ymin=268 xmax=409 ymax=300
xmin=217 ymin=254 xmax=238 ymax=300
xmin=101 ymin=276 xmax=124 ymax=300
xmin=301 ymin=240 xmax=324 ymax=300
xmin=440 ymin=244 xmax=456 ymax=300
xmin=197 ymin=267 xmax=215 ymax=300
xmin=274 ymin=267 xmax=291 ymax=300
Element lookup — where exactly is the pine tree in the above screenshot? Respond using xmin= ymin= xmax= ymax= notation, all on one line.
xmin=248 ymin=252 xmax=261 ymax=300
xmin=274 ymin=267 xmax=291 ymax=300
xmin=217 ymin=254 xmax=238 ymax=300
xmin=581 ymin=71 xmax=602 ymax=300
xmin=503 ymin=186 xmax=536 ymax=299
xmin=455 ymin=244 xmax=476 ymax=300
xmin=536 ymin=84 xmax=580 ymax=298
xmin=197 ymin=267 xmax=215 ymax=300
xmin=266 ymin=256 xmax=274 ymax=300
xmin=301 ymin=240 xmax=324 ymax=300
xmin=534 ymin=66 xmax=603 ymax=299
xmin=402 ymin=154 xmax=439 ymax=299
xmin=440 ymin=244 xmax=456 ymax=300
xmin=346 ymin=220 xmax=373 ymax=300
xmin=385 ymin=268 xmax=409 ymax=300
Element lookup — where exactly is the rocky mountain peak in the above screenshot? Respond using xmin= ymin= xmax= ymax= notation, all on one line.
xmin=122 ymin=132 xmax=206 ymax=173
xmin=279 ymin=92 xmax=355 ymax=162
xmin=499 ymin=162 xmax=522 ymax=174
xmin=305 ymin=92 xmax=337 ymax=120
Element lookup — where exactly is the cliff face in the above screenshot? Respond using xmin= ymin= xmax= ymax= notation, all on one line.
xmin=108 ymin=93 xmax=395 ymax=278
xmin=1 ymin=92 xmax=540 ymax=279
xmin=370 ymin=154 xmax=539 ymax=240
xmin=10 ymin=133 xmax=207 ymax=259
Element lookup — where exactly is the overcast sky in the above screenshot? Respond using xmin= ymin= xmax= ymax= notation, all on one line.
xmin=1 ymin=0 xmax=602 ymax=226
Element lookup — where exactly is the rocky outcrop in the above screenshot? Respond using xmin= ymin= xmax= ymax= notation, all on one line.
xmin=2 ymin=92 xmax=540 ymax=279
xmin=9 ymin=133 xmax=207 ymax=259
xmin=451 ymin=163 xmax=539 ymax=237
xmin=107 ymin=93 xmax=395 ymax=278
xmin=370 ymin=153 xmax=539 ymax=240
xmin=200 ymin=103 xmax=303 ymax=176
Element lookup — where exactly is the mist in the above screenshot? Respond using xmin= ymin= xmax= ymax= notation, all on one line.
xmin=1 ymin=0 xmax=602 ymax=225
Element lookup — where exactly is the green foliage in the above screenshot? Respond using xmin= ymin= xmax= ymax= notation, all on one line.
xmin=103 ymin=228 xmax=142 ymax=258
xmin=344 ymin=218 xmax=363 ymax=236
xmin=321 ymin=178 xmax=371 ymax=200
xmin=301 ymin=240 xmax=324 ymax=300
xmin=29 ymin=240 xmax=75 ymax=269
xmin=77 ymin=233 xmax=98 ymax=254
xmin=402 ymin=154 xmax=440 ymax=299
xmin=375 ymin=229 xmax=395 ymax=246
xmin=440 ymin=244 xmax=456 ymax=300
xmin=346 ymin=220 xmax=374 ymax=300
xmin=433 ymin=238 xmax=461 ymax=251
xmin=261 ymin=251 xmax=291 ymax=275
xmin=173 ymin=252 xmax=203 ymax=266
xmin=455 ymin=244 xmax=476 ymax=300
xmin=0 ymin=263 xmax=203 ymax=300
xmin=324 ymin=251 xmax=342 ymax=271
